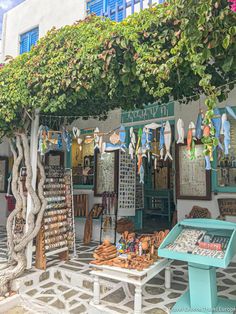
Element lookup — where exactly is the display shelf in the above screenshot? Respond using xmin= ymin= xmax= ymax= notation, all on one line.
xmin=35 ymin=166 xmax=76 ymax=270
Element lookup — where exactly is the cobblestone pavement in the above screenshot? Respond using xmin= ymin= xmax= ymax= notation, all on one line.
xmin=0 ymin=226 xmax=235 ymax=314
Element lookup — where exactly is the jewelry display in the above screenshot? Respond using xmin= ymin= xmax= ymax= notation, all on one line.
xmin=35 ymin=166 xmax=76 ymax=270
xmin=165 ymin=228 xmax=228 ymax=259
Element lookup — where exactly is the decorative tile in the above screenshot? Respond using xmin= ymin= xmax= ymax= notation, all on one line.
xmin=0 ymin=226 xmax=235 ymax=314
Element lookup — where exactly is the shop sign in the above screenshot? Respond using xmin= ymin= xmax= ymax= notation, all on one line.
xmin=121 ymin=101 xmax=174 ymax=125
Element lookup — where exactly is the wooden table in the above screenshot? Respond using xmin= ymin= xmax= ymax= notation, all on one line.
xmin=90 ymin=258 xmax=172 ymax=314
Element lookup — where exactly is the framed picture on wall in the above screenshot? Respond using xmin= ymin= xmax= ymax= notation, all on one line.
xmin=94 ymin=150 xmax=119 ymax=196
xmin=0 ymin=157 xmax=8 ymax=193
xmin=175 ymin=141 xmax=211 ymax=200
xmin=45 ymin=150 xmax=64 ymax=167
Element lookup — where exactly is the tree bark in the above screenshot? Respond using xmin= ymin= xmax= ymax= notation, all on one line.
xmin=0 ymin=131 xmax=47 ymax=296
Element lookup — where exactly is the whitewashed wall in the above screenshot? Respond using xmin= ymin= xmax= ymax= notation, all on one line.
xmin=0 ymin=39 xmax=2 ymax=63
xmin=175 ymin=88 xmax=236 ymax=221
xmin=1 ymin=0 xmax=86 ymax=59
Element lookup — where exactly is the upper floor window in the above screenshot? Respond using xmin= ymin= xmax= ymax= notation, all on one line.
xmin=87 ymin=0 xmax=123 ymax=21
xmin=20 ymin=27 xmax=39 ymax=55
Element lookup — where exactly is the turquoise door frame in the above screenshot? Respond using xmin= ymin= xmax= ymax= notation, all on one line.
xmin=124 ymin=119 xmax=175 ymax=229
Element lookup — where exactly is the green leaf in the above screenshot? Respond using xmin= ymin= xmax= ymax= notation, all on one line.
xmin=222 ymin=35 xmax=230 ymax=49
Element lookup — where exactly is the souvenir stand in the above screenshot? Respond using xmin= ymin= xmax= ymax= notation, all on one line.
xmin=159 ymin=219 xmax=236 ymax=314
xmin=35 ymin=166 xmax=76 ymax=270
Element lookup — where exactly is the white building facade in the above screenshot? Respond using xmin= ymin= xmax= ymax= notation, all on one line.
xmin=1 ymin=0 xmax=86 ymax=61
xmin=0 ymin=0 xmax=87 ymax=225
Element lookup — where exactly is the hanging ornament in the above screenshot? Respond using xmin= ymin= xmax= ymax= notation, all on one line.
xmin=119 ymin=125 xmax=126 ymax=152
xmin=110 ymin=132 xmax=120 ymax=145
xmin=211 ymin=108 xmax=223 ymax=150
xmin=177 ymin=118 xmax=185 ymax=144
xmin=159 ymin=124 xmax=165 ymax=160
xmin=129 ymin=142 xmax=134 ymax=160
xmin=137 ymin=147 xmax=143 ymax=174
xmin=195 ymin=110 xmax=204 ymax=140
xmin=164 ymin=121 xmax=173 ymax=161
xmin=139 ymin=164 xmax=144 ymax=184
xmin=226 ymin=106 xmax=236 ymax=120
xmin=187 ymin=122 xmax=196 ymax=160
xmin=94 ymin=127 xmax=100 ymax=150
xmin=223 ymin=120 xmax=231 ymax=155
xmin=203 ymin=125 xmax=212 ymax=170
xmin=62 ymin=127 xmax=72 ymax=152
xmin=136 ymin=128 xmax=143 ymax=155
xmin=57 ymin=133 xmax=62 ymax=150
xmin=129 ymin=127 xmax=136 ymax=159
xmin=220 ymin=113 xmax=227 ymax=135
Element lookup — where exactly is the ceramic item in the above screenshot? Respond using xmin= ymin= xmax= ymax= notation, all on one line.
xmin=164 ymin=121 xmax=173 ymax=161
xmin=223 ymin=120 xmax=231 ymax=155
xmin=196 ymin=111 xmax=203 ymax=139
xmin=211 ymin=108 xmax=223 ymax=150
xmin=220 ymin=113 xmax=227 ymax=135
xmin=177 ymin=118 xmax=185 ymax=144
xmin=159 ymin=124 xmax=165 ymax=160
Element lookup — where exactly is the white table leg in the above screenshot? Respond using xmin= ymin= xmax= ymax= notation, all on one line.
xmin=93 ymin=275 xmax=100 ymax=305
xmin=165 ymin=266 xmax=171 ymax=289
xmin=134 ymin=285 xmax=142 ymax=314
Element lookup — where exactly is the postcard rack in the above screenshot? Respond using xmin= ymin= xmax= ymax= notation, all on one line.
xmin=36 ymin=166 xmax=76 ymax=270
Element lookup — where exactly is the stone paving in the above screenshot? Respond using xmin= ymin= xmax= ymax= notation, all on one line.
xmin=0 ymin=226 xmax=235 ymax=313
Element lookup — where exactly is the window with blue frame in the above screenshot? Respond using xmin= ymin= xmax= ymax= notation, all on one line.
xmin=87 ymin=0 xmax=123 ymax=21
xmin=20 ymin=27 xmax=39 ymax=55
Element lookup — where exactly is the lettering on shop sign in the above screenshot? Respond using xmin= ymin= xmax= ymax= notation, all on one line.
xmin=121 ymin=102 xmax=174 ymax=124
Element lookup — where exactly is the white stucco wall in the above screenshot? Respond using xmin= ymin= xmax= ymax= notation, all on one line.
xmin=0 ymin=39 xmax=2 ymax=63
xmin=175 ymin=88 xmax=236 ymax=221
xmin=1 ymin=0 xmax=86 ymax=59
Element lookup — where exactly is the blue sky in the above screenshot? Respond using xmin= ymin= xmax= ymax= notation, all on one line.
xmin=0 ymin=0 xmax=25 ymax=37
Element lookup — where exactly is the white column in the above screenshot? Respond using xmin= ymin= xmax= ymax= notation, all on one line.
xmin=165 ymin=266 xmax=171 ymax=289
xmin=93 ymin=275 xmax=100 ymax=305
xmin=134 ymin=285 xmax=142 ymax=314
xmin=26 ymin=110 xmax=39 ymax=269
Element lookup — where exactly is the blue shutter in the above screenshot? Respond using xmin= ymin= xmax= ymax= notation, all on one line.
xmin=30 ymin=28 xmax=39 ymax=48
xmin=20 ymin=27 xmax=39 ymax=54
xmin=20 ymin=33 xmax=29 ymax=54
xmin=87 ymin=0 xmax=103 ymax=16
xmin=108 ymin=0 xmax=123 ymax=21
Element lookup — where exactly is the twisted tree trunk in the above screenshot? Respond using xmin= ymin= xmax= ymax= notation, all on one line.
xmin=0 ymin=131 xmax=47 ymax=296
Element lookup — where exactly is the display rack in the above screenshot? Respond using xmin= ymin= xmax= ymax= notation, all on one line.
xmin=118 ymin=151 xmax=136 ymax=216
xmin=36 ymin=166 xmax=76 ymax=270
